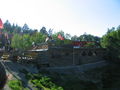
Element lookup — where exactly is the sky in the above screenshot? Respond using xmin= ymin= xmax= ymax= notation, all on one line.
xmin=0 ymin=0 xmax=120 ymax=37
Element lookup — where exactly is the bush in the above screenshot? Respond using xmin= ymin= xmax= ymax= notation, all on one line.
xmin=29 ymin=73 xmax=63 ymax=90
xmin=8 ymin=80 xmax=23 ymax=90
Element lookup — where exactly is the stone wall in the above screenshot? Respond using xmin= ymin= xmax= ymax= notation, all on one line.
xmin=37 ymin=47 xmax=107 ymax=67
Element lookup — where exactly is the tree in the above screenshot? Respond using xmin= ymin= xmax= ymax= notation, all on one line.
xmin=11 ymin=34 xmax=32 ymax=50
xmin=22 ymin=24 xmax=30 ymax=34
xmin=101 ymin=26 xmax=120 ymax=62
xmin=11 ymin=34 xmax=22 ymax=49
xmin=48 ymin=28 xmax=53 ymax=36
xmin=12 ymin=24 xmax=21 ymax=34
xmin=77 ymin=34 xmax=100 ymax=42
xmin=40 ymin=27 xmax=48 ymax=35
xmin=65 ymin=33 xmax=71 ymax=40
xmin=107 ymin=27 xmax=115 ymax=34
xmin=3 ymin=20 xmax=12 ymax=33
xmin=71 ymin=35 xmax=79 ymax=41
xmin=30 ymin=32 xmax=46 ymax=45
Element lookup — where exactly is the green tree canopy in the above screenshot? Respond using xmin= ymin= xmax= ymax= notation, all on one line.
xmin=40 ymin=27 xmax=48 ymax=35
xmin=11 ymin=32 xmax=46 ymax=50
xmin=101 ymin=26 xmax=120 ymax=61
xmin=11 ymin=34 xmax=31 ymax=50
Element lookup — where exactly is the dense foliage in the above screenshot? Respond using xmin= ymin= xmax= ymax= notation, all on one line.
xmin=101 ymin=26 xmax=120 ymax=61
xmin=24 ymin=72 xmax=63 ymax=90
xmin=71 ymin=33 xmax=100 ymax=42
xmin=8 ymin=80 xmax=24 ymax=90
xmin=1 ymin=20 xmax=101 ymax=50
xmin=11 ymin=33 xmax=46 ymax=50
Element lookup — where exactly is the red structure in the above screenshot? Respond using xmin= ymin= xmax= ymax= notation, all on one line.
xmin=0 ymin=18 xmax=3 ymax=29
xmin=57 ymin=34 xmax=64 ymax=40
xmin=72 ymin=41 xmax=95 ymax=47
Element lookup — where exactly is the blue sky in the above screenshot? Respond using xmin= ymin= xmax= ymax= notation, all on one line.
xmin=0 ymin=0 xmax=120 ymax=37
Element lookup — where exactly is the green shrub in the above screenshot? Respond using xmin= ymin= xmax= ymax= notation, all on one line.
xmin=8 ymin=80 xmax=23 ymax=90
xmin=29 ymin=73 xmax=63 ymax=90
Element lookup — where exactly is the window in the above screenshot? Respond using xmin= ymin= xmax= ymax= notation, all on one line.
xmin=81 ymin=51 xmax=87 ymax=56
xmin=88 ymin=51 xmax=93 ymax=56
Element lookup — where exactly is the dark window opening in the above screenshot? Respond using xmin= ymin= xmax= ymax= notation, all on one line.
xmin=88 ymin=51 xmax=93 ymax=56
xmin=81 ymin=51 xmax=87 ymax=56
xmin=94 ymin=51 xmax=97 ymax=56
